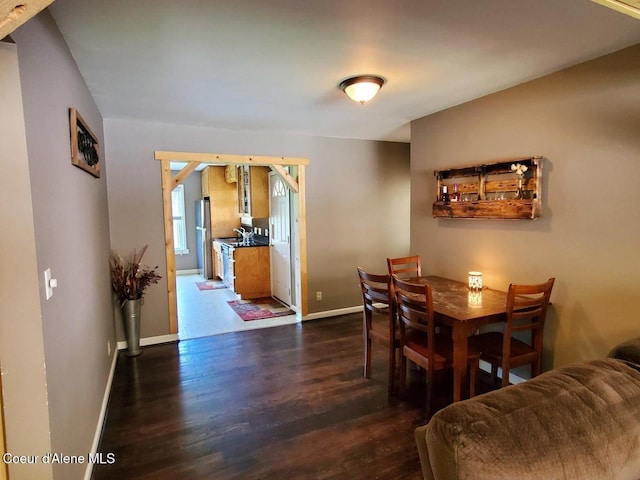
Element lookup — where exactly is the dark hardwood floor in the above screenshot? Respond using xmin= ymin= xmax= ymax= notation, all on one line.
xmin=92 ymin=313 xmax=458 ymax=480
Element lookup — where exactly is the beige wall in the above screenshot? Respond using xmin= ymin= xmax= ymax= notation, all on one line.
xmin=306 ymin=138 xmax=411 ymax=308
xmin=105 ymin=119 xmax=410 ymax=338
xmin=11 ymin=10 xmax=115 ymax=480
xmin=410 ymin=44 xmax=640 ymax=370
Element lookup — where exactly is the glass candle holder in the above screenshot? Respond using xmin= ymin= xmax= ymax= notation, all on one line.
xmin=468 ymin=271 xmax=483 ymax=291
xmin=468 ymin=290 xmax=483 ymax=307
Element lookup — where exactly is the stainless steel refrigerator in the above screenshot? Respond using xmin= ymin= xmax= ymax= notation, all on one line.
xmin=195 ymin=199 xmax=213 ymax=279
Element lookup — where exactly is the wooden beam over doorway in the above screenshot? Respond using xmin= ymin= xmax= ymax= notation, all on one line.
xmin=154 ymin=150 xmax=310 ymax=333
xmin=271 ymin=165 xmax=299 ymax=193
xmin=155 ymin=151 xmax=309 ymax=167
xmin=171 ymin=162 xmax=201 ymax=190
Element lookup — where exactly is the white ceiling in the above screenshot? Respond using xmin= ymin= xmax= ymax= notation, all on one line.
xmin=47 ymin=0 xmax=640 ymax=143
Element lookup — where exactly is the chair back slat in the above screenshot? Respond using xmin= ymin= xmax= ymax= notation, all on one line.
xmin=358 ymin=268 xmax=390 ymax=312
xmin=505 ymin=278 xmax=555 ymax=337
xmin=363 ymin=286 xmax=389 ymax=308
xmin=391 ymin=275 xmax=435 ymax=359
xmin=387 ymin=256 xmax=422 ymax=279
xmin=357 ymin=267 xmax=399 ymax=395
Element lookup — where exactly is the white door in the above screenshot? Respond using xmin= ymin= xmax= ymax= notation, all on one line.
xmin=269 ymin=173 xmax=292 ymax=305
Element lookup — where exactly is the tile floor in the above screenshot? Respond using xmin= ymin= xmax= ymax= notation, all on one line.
xmin=176 ymin=273 xmax=299 ymax=340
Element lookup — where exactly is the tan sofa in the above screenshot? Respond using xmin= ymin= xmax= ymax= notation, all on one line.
xmin=415 ymin=350 xmax=640 ymax=480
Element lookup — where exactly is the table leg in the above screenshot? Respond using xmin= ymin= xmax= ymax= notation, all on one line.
xmin=452 ymin=323 xmax=469 ymax=403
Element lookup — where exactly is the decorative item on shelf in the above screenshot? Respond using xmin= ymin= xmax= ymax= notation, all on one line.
xmin=511 ymin=163 xmax=528 ymax=199
xmin=224 ymin=164 xmax=238 ymax=183
xmin=441 ymin=185 xmax=450 ymax=203
xmin=109 ymin=245 xmax=162 ymax=357
xmin=468 ymin=271 xmax=483 ymax=291
xmin=451 ymin=183 xmax=460 ymax=202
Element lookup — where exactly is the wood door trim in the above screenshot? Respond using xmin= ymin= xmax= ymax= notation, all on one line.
xmin=156 ymin=151 xmax=309 ymax=334
xmin=155 ymin=151 xmax=309 ymax=166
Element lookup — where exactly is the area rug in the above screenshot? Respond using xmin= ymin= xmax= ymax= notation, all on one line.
xmin=196 ymin=280 xmax=227 ymax=291
xmin=227 ymin=297 xmax=294 ymax=321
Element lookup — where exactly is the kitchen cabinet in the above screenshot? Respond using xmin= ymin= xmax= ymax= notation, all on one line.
xmin=201 ymin=166 xmax=240 ymax=236
xmin=238 ymin=165 xmax=270 ymax=218
xmin=234 ymin=246 xmax=270 ymax=298
xmin=432 ymin=156 xmax=543 ymax=220
xmin=217 ymin=239 xmax=270 ymax=299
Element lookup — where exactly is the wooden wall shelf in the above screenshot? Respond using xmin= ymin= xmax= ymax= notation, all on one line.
xmin=433 ymin=157 xmax=543 ymax=219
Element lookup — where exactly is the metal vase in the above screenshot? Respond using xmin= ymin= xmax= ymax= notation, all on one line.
xmin=121 ymin=299 xmax=142 ymax=357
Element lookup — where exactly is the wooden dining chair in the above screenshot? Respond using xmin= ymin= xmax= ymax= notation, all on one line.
xmin=387 ymin=255 xmax=422 ymax=279
xmin=391 ymin=275 xmax=480 ymax=418
xmin=469 ymin=277 xmax=555 ymax=388
xmin=357 ymin=267 xmax=399 ymax=396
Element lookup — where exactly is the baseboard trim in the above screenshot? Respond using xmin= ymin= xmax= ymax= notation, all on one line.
xmin=303 ymin=305 xmax=363 ymax=321
xmin=479 ymin=360 xmax=527 ymax=384
xmin=177 ymin=269 xmax=199 ymax=275
xmin=117 ymin=333 xmax=180 ymax=351
xmin=83 ymin=349 xmax=118 ymax=480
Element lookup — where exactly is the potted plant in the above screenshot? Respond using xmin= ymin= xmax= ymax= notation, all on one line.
xmin=109 ymin=245 xmax=161 ymax=356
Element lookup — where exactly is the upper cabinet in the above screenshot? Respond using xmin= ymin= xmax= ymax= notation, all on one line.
xmin=238 ymin=165 xmax=269 ymax=218
xmin=201 ymin=166 xmax=240 ymax=236
xmin=432 ymin=157 xmax=543 ymax=219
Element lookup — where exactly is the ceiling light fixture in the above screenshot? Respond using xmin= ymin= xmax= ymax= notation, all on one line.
xmin=339 ymin=75 xmax=385 ymax=104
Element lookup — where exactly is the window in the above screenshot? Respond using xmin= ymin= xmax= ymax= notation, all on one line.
xmin=171 ymin=184 xmax=189 ymax=255
xmin=272 ymin=178 xmax=286 ymax=197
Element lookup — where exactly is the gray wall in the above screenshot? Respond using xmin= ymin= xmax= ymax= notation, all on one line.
xmin=411 ymin=44 xmax=640 ymax=370
xmin=105 ymin=120 xmax=410 ymax=338
xmin=0 ymin=40 xmax=53 ymax=480
xmin=10 ymin=11 xmax=115 ymax=480
xmin=174 ymin=170 xmax=201 ymax=271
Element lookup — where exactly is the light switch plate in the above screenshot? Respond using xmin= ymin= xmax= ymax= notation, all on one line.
xmin=44 ymin=268 xmax=53 ymax=300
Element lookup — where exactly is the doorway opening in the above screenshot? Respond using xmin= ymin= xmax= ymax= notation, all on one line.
xmin=156 ymin=151 xmax=309 ymax=337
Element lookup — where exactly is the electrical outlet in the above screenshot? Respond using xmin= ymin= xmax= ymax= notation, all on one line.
xmin=316 ymin=291 xmax=322 ymax=301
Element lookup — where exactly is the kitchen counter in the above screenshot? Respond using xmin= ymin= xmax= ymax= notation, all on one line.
xmin=214 ymin=236 xmax=269 ymax=248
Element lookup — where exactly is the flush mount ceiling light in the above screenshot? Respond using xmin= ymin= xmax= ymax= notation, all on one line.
xmin=339 ymin=75 xmax=385 ymax=104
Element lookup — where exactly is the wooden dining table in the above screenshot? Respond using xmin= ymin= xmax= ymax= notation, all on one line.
xmin=408 ymin=275 xmax=509 ymax=402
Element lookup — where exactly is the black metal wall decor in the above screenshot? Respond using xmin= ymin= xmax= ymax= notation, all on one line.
xmin=69 ymin=107 xmax=100 ymax=178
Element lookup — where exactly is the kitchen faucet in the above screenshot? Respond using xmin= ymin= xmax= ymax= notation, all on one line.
xmin=234 ymin=227 xmax=254 ymax=243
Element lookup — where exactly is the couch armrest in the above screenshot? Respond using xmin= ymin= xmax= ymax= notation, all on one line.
xmin=416 ymin=359 xmax=640 ymax=480
xmin=414 ymin=425 xmax=435 ymax=480
xmin=608 ymin=336 xmax=640 ymax=366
